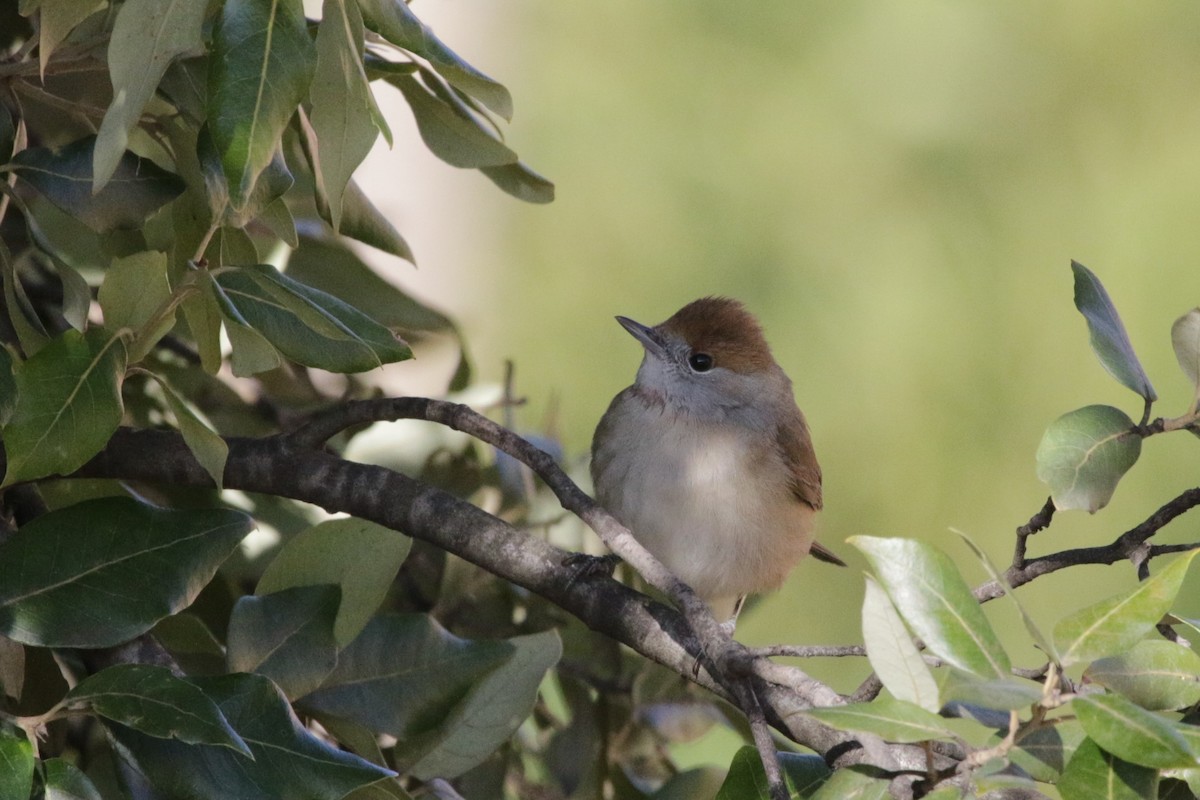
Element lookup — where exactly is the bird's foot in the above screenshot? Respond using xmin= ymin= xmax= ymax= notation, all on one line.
xmin=562 ymin=552 xmax=622 ymax=588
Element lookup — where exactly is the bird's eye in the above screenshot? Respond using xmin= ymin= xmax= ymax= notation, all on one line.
xmin=688 ymin=352 xmax=714 ymax=372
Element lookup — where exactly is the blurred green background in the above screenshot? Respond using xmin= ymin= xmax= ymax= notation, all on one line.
xmin=379 ymin=0 xmax=1200 ymax=763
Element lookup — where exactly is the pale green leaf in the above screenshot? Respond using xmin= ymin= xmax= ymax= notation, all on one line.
xmin=1058 ymin=737 xmax=1158 ymax=800
xmin=225 ymin=319 xmax=283 ymax=377
xmin=804 ymin=697 xmax=956 ymax=744
xmin=389 ymin=73 xmax=517 ymax=168
xmin=1071 ymin=261 xmax=1156 ymax=402
xmin=180 ymin=271 xmax=224 ymax=375
xmin=98 ymin=251 xmax=173 ymax=363
xmin=37 ymin=0 xmax=104 ymax=79
xmin=861 ymin=576 xmax=939 ymax=712
xmin=1172 ymin=308 xmax=1200 ymax=403
xmin=1072 ymin=692 xmax=1198 ymax=769
xmin=153 ymin=375 xmax=229 ymax=488
xmin=1035 ymin=404 xmax=1141 ymax=513
xmin=1085 ymin=639 xmax=1200 ymax=711
xmin=808 ymin=766 xmax=890 ymax=800
xmin=940 ymin=667 xmax=1042 ymax=711
xmin=481 ymin=160 xmax=555 ymax=204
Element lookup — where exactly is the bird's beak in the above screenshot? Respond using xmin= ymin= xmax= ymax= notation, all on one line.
xmin=616 ymin=316 xmax=667 ymax=358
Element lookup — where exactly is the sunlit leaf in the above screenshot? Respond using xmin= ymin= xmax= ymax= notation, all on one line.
xmin=227 ymin=585 xmax=340 ymax=700
xmin=804 ymin=697 xmax=956 ymax=744
xmin=1035 ymin=404 xmax=1141 ymax=513
xmin=0 ymin=497 xmax=252 ymax=647
xmin=109 ymin=673 xmax=394 ymax=797
xmin=257 ymin=517 xmax=411 ymax=647
xmin=1085 ymin=640 xmax=1200 ymax=711
xmin=65 ymin=664 xmax=250 ymax=756
xmin=1058 ymin=737 xmax=1158 ymax=800
xmin=1071 ymin=261 xmax=1156 ymax=402
xmin=849 ymin=536 xmax=1010 ymax=679
xmin=1054 ymin=549 xmax=1199 ymax=667
xmin=1072 ymin=692 xmax=1197 ymax=769
xmin=860 ymin=576 xmax=939 ymax=712
xmin=93 ymin=0 xmax=207 ymax=190
xmin=1 ymin=329 xmax=126 ymax=487
xmin=208 ymin=0 xmax=316 ymax=208
xmin=12 ymin=137 xmax=184 ymax=233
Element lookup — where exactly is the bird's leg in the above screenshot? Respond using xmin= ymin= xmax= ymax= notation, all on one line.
xmin=562 ymin=552 xmax=622 ymax=588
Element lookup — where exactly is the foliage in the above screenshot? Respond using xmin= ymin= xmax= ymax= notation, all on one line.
xmin=0 ymin=3 xmax=1198 ymax=800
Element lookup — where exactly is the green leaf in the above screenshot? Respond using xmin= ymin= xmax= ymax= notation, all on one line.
xmin=0 ymin=497 xmax=252 ymax=647
xmin=331 ymin=179 xmax=415 ymax=261
xmin=11 ymin=136 xmax=184 ymax=233
xmin=0 ymin=346 xmax=15 ymax=428
xmin=0 ymin=246 xmax=49 ymax=356
xmin=1085 ymin=640 xmax=1200 ymax=711
xmin=480 ymin=161 xmax=556 ymax=204
xmin=1058 ymin=737 xmax=1158 ymax=800
xmin=1054 ymin=549 xmax=1199 ymax=666
xmin=258 ymin=197 xmax=298 ymax=247
xmin=1 ymin=329 xmax=126 ymax=487
xmin=227 ymin=585 xmax=340 ymax=700
xmin=92 ymin=0 xmax=207 ymax=190
xmin=98 ymin=251 xmax=173 ymax=362
xmin=36 ymin=0 xmax=104 ymax=79
xmin=807 ymin=766 xmax=890 ymax=800
xmin=1071 ymin=261 xmax=1157 ymax=402
xmin=49 ymin=260 xmax=91 ymax=332
xmin=214 ymin=263 xmax=412 ymax=373
xmin=301 ymin=614 xmax=561 ymax=779
xmin=389 ymin=73 xmax=517 ymax=168
xmin=0 ymin=101 xmax=14 ymax=164
xmin=804 ymin=697 xmax=956 ymax=744
xmin=1172 ymin=308 xmax=1200 ymax=402
xmin=205 ymin=225 xmax=259 ymax=267
xmin=715 ymin=746 xmax=831 ymax=799
xmin=311 ymin=0 xmax=385 ymax=231
xmin=849 ymin=536 xmax=1011 ymax=679
xmin=1072 ymin=692 xmax=1198 ymax=769
xmin=1007 ymin=719 xmax=1086 ymax=782
xmin=356 ymin=0 xmax=512 ymax=119
xmin=0 ymin=730 xmax=34 ymax=800
xmin=939 ymin=667 xmax=1042 ymax=711
xmin=109 ymin=673 xmax=394 ymax=798
xmin=1035 ymin=404 xmax=1142 ymax=513
xmin=41 ymin=757 xmax=102 ymax=800
xmin=180 ymin=271 xmax=225 ymax=375
xmin=208 ymin=0 xmax=316 ymax=208
xmin=257 ymin=517 xmax=411 ymax=647
xmin=860 ymin=576 xmax=939 ymax=712
xmin=225 ymin=317 xmax=284 ymax=377
xmin=155 ymin=376 xmax=229 ymax=489
xmin=64 ymin=664 xmax=250 ymax=756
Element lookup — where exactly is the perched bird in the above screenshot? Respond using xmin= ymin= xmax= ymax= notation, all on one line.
xmin=590 ymin=297 xmax=843 ymax=626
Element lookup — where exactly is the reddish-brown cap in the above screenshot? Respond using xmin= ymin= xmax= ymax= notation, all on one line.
xmin=657 ymin=297 xmax=777 ymax=374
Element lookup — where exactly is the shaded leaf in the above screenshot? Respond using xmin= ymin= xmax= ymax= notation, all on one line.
xmin=49 ymin=260 xmax=90 ymax=332
xmin=1007 ymin=719 xmax=1086 ymax=782
xmin=807 ymin=766 xmax=890 ymax=800
xmin=333 ymin=179 xmax=415 ymax=261
xmin=12 ymin=137 xmax=184 ymax=232
xmin=356 ymin=0 xmax=512 ymax=119
xmin=715 ymin=746 xmax=830 ymax=799
xmin=213 ymin=263 xmax=411 ymax=373
xmin=389 ymin=73 xmax=516 ymax=169
xmin=225 ymin=317 xmax=284 ymax=377
xmin=41 ymin=757 xmax=102 ymax=800
xmin=0 ymin=102 xmax=14 ymax=163
xmin=0 ymin=497 xmax=252 ymax=647
xmin=1072 ymin=692 xmax=1197 ymax=769
xmin=849 ymin=536 xmax=1010 ymax=679
xmin=180 ymin=270 xmax=225 ymax=375
xmin=98 ymin=251 xmax=173 ymax=362
xmin=1058 ymin=737 xmax=1158 ymax=800
xmin=258 ymin=197 xmax=298 ymax=247
xmin=65 ymin=664 xmax=250 ymax=756
xmin=940 ymin=668 xmax=1042 ymax=711
xmin=1 ymin=329 xmax=126 ymax=487
xmin=36 ymin=0 xmax=104 ymax=79
xmin=208 ymin=0 xmax=316 ymax=208
xmin=0 ymin=346 xmax=15 ymax=428
xmin=93 ymin=0 xmax=207 ymax=189
xmin=0 ymin=246 xmax=49 ymax=355
xmin=1035 ymin=404 xmax=1141 ymax=513
xmin=1071 ymin=261 xmax=1156 ymax=401
xmin=227 ymin=585 xmax=340 ymax=701
xmin=110 ymin=673 xmax=394 ymax=798
xmin=257 ymin=517 xmax=411 ymax=647
xmin=1054 ymin=549 xmax=1199 ymax=667
xmin=804 ymin=697 xmax=956 ymax=744
xmin=481 ymin=161 xmax=555 ymax=204
xmin=155 ymin=376 xmax=229 ymax=489
xmin=860 ymin=576 xmax=938 ymax=712
xmin=0 ymin=730 xmax=34 ymax=800
xmin=1085 ymin=640 xmax=1200 ymax=711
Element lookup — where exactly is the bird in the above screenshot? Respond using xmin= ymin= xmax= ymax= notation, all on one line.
xmin=590 ymin=296 xmax=844 ymax=627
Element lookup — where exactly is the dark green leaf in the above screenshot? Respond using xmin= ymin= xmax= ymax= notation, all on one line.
xmin=0 ymin=730 xmax=34 ymax=800
xmin=480 ymin=161 xmax=555 ymax=204
xmin=1 ymin=244 xmax=50 ymax=355
xmin=0 ymin=102 xmax=14 ymax=163
xmin=860 ymin=575 xmax=938 ymax=712
xmin=256 ymin=517 xmax=411 ymax=647
xmin=715 ymin=746 xmax=831 ymax=800
xmin=389 ymin=74 xmax=517 ymax=168
xmin=1085 ymin=640 xmax=1200 ymax=711
xmin=1072 ymin=693 xmax=1197 ymax=769
xmin=65 ymin=664 xmax=250 ymax=756
xmin=1058 ymin=737 xmax=1158 ymax=800
xmin=150 ymin=614 xmax=226 ymax=677
xmin=849 ymin=536 xmax=1011 ymax=679
xmin=48 ymin=260 xmax=90 ymax=333
xmin=110 ymin=673 xmax=394 ymax=798
xmin=1006 ymin=719 xmax=1086 ymax=782
xmin=227 ymin=585 xmax=340 ymax=700
xmin=0 ymin=497 xmax=252 ymax=647
xmin=1 ymin=329 xmax=126 ymax=487
xmin=329 ymin=178 xmax=414 ymax=262
xmin=1071 ymin=261 xmax=1156 ymax=402
xmin=1054 ymin=549 xmax=1199 ymax=666
xmin=154 ymin=376 xmax=229 ymax=489
xmin=1035 ymin=405 xmax=1142 ymax=513
xmin=804 ymin=697 xmax=956 ymax=744
xmin=214 ymin=263 xmax=411 ymax=373
xmin=808 ymin=766 xmax=890 ymax=800
xmin=41 ymin=757 xmax=102 ymax=800
xmin=356 ymin=0 xmax=512 ymax=119
xmin=92 ymin=0 xmax=207 ymax=189
xmin=0 ymin=346 xmax=15 ymax=427
xmin=11 ymin=136 xmax=184 ymax=233
xmin=208 ymin=0 xmax=316 ymax=208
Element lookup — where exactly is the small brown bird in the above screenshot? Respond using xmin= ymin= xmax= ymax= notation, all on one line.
xmin=591 ymin=297 xmax=843 ymax=626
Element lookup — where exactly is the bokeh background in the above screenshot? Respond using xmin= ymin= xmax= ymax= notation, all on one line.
xmin=355 ymin=0 xmax=1200 ymax=766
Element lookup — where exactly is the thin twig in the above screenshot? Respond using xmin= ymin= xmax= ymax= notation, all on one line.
xmin=751 ymin=644 xmax=866 ymax=659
